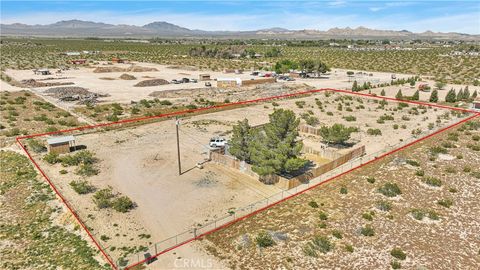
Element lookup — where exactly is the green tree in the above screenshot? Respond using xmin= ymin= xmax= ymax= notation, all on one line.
xmin=445 ymin=88 xmax=456 ymax=103
xmin=299 ymin=60 xmax=315 ymax=73
xmin=380 ymin=89 xmax=386 ymax=96
xmin=352 ymin=81 xmax=358 ymax=92
xmin=463 ymin=87 xmax=470 ymax=100
xmin=471 ymin=90 xmax=478 ymax=99
xmin=319 ymin=123 xmax=353 ymax=145
xmin=435 ymin=81 xmax=446 ymax=90
xmin=412 ymin=90 xmax=419 ymax=101
xmin=429 ymin=89 xmax=439 ymax=103
xmin=229 ymin=119 xmax=253 ymax=162
xmin=456 ymin=88 xmax=464 ymax=101
xmin=395 ymin=90 xmax=403 ymax=100
xmin=250 ymin=109 xmax=307 ymax=176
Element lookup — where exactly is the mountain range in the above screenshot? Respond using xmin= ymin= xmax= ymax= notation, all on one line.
xmin=1 ymin=20 xmax=478 ymax=40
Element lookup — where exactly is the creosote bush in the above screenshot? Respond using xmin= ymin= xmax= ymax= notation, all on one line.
xmin=377 ymin=182 xmax=402 ymax=197
xmin=255 ymin=230 xmax=275 ymax=248
xmin=69 ymin=180 xmax=94 ymax=194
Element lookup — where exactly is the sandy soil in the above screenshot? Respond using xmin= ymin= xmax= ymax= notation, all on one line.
xmin=4 ymin=63 xmax=415 ymax=105
xmin=27 ymin=89 xmax=466 ymax=268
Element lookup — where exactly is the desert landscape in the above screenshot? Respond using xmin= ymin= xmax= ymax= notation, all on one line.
xmin=1 ymin=2 xmax=479 ymax=269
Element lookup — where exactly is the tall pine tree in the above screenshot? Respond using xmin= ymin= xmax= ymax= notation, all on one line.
xmin=429 ymin=89 xmax=439 ymax=103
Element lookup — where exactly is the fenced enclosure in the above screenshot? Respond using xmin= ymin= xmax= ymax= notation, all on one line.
xmin=119 ymin=114 xmax=474 ymax=269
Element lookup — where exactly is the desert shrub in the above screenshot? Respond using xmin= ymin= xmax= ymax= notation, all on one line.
xmin=27 ymin=139 xmax=47 ymax=153
xmin=303 ymin=235 xmax=334 ymax=256
xmin=43 ymin=152 xmax=60 ymax=164
xmin=367 ymin=128 xmax=382 ymax=136
xmin=295 ymin=101 xmax=306 ymax=108
xmin=360 ymin=225 xmax=375 ymax=236
xmin=438 ymin=198 xmax=453 ymax=208
xmin=100 ymin=235 xmax=110 ymax=241
xmin=61 ymin=150 xmax=97 ymax=166
xmin=319 ymin=211 xmax=328 ymax=220
xmin=256 ymin=230 xmax=274 ymax=248
xmin=70 ymin=180 xmax=94 ymax=194
xmin=366 ymin=176 xmax=375 ymax=184
xmin=75 ymin=163 xmax=99 ymax=176
xmin=362 ymin=212 xmax=374 ymax=221
xmin=415 ymin=170 xmax=425 ymax=176
xmin=405 ymin=159 xmax=420 ymax=166
xmin=376 ymin=201 xmax=392 ymax=211
xmin=391 ymin=260 xmax=402 ymax=269
xmin=331 ymin=230 xmax=342 ymax=239
xmin=308 ymin=201 xmax=319 ymax=208
xmin=377 ymin=182 xmax=402 ymax=197
xmin=422 ymin=176 xmax=442 ymax=187
xmin=445 ymin=166 xmax=456 ymax=174
xmin=391 ymin=248 xmax=407 ymax=260
xmin=93 ymin=188 xmax=114 ymax=209
xmin=343 ymin=115 xmax=356 ymax=122
xmin=430 ymin=146 xmax=448 ymax=155
xmin=411 ymin=209 xmax=439 ymax=221
xmin=345 ymin=244 xmax=354 ymax=252
xmin=340 ymin=186 xmax=348 ymax=194
xmin=112 ymin=196 xmax=135 ymax=213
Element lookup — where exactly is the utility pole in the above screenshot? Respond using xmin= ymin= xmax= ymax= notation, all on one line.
xmin=176 ymin=117 xmax=181 ymax=175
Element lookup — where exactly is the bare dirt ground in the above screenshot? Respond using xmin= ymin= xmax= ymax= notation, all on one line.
xmin=202 ymin=119 xmax=480 ymax=270
xmin=26 ymin=90 xmax=467 ymax=268
xmin=4 ymin=63 xmax=414 ymax=106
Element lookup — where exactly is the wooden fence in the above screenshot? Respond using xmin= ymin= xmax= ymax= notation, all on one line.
xmin=210 ymin=144 xmax=366 ymax=190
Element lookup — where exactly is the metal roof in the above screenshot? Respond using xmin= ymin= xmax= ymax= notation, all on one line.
xmin=47 ymin=135 xmax=75 ymax=145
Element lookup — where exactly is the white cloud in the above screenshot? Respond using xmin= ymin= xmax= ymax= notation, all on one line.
xmin=328 ymin=1 xmax=347 ymax=7
xmin=369 ymin=7 xmax=384 ymax=12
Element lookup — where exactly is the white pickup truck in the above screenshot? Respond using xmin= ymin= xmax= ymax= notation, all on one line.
xmin=209 ymin=137 xmax=227 ymax=148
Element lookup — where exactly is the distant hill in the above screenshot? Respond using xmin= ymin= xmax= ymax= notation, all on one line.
xmin=1 ymin=19 xmax=478 ymax=40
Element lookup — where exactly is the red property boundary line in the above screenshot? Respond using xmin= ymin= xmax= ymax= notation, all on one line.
xmin=14 ymin=88 xmax=480 ymax=270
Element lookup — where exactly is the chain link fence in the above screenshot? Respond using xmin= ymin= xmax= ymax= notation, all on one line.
xmin=119 ymin=115 xmax=469 ymax=269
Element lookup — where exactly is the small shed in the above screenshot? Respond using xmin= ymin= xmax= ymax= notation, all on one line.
xmin=198 ymin=74 xmax=211 ymax=81
xmin=47 ymin=135 xmax=76 ymax=154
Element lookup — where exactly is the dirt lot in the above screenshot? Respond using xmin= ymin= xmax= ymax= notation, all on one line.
xmin=25 ymin=90 xmax=468 ymax=268
xmin=202 ymin=118 xmax=480 ymax=270
xmin=4 ymin=63 xmax=413 ymax=106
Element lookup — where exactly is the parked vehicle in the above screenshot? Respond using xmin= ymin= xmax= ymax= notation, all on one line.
xmin=250 ymin=71 xmax=259 ymax=76
xmin=209 ymin=137 xmax=227 ymax=148
xmin=190 ymin=79 xmax=198 ymax=83
xmin=181 ymin=78 xmax=190 ymax=83
xmin=205 ymin=82 xmax=212 ymax=87
xmin=171 ymin=79 xmax=181 ymax=84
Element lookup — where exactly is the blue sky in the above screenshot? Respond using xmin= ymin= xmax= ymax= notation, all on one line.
xmin=1 ymin=1 xmax=479 ymax=34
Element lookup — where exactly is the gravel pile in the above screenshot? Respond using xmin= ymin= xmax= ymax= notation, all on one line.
xmin=134 ymin=79 xmax=169 ymax=87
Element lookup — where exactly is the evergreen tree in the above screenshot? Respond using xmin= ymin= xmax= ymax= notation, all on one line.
xmin=380 ymin=89 xmax=386 ymax=96
xmin=472 ymin=90 xmax=478 ymax=99
xmin=463 ymin=87 xmax=470 ymax=100
xmin=229 ymin=119 xmax=253 ymax=162
xmin=429 ymin=89 xmax=439 ymax=103
xmin=456 ymin=88 xmax=464 ymax=101
xmin=250 ymin=109 xmax=306 ymax=176
xmin=395 ymin=90 xmax=403 ymax=100
xmin=319 ymin=124 xmax=354 ymax=145
xmin=352 ymin=81 xmax=358 ymax=92
xmin=445 ymin=89 xmax=456 ymax=103
xmin=412 ymin=90 xmax=420 ymax=101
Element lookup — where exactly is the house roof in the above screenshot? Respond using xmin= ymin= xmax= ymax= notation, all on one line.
xmin=47 ymin=135 xmax=75 ymax=145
